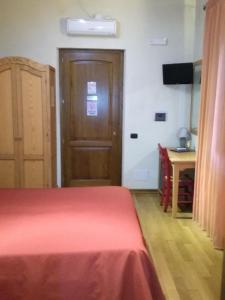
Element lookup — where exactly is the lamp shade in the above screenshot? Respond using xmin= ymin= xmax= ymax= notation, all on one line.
xmin=177 ymin=127 xmax=191 ymax=139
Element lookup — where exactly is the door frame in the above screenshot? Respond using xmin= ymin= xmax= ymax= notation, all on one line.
xmin=59 ymin=48 xmax=124 ymax=187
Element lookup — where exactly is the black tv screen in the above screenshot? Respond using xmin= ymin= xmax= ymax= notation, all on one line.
xmin=162 ymin=63 xmax=193 ymax=85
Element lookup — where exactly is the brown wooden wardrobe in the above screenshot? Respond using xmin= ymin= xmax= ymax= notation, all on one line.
xmin=0 ymin=57 xmax=56 ymax=188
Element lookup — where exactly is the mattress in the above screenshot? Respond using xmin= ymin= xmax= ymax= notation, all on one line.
xmin=0 ymin=186 xmax=164 ymax=300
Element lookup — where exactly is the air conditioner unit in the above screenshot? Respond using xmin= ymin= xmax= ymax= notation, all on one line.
xmin=66 ymin=18 xmax=117 ymax=36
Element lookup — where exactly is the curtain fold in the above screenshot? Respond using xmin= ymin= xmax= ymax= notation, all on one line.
xmin=193 ymin=0 xmax=225 ymax=249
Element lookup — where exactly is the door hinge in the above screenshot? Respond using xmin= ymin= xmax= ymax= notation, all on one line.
xmin=61 ymin=57 xmax=64 ymax=63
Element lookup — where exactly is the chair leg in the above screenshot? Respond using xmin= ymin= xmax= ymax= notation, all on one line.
xmin=163 ymin=187 xmax=170 ymax=212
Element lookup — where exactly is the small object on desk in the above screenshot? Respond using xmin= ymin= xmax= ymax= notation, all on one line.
xmin=170 ymin=147 xmax=195 ymax=153
xmin=177 ymin=127 xmax=191 ymax=147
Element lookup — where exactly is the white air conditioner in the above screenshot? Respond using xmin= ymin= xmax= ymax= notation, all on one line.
xmin=66 ymin=18 xmax=117 ymax=36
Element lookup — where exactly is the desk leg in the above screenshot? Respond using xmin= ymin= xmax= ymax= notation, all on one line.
xmin=172 ymin=165 xmax=179 ymax=218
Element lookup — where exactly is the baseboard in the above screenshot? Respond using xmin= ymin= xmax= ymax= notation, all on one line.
xmin=130 ymin=189 xmax=159 ymax=194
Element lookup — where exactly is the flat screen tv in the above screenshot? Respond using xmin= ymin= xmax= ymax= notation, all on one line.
xmin=162 ymin=63 xmax=193 ymax=85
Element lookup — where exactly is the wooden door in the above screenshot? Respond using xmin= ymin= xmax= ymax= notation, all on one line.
xmin=60 ymin=49 xmax=123 ymax=187
xmin=0 ymin=64 xmax=18 ymax=187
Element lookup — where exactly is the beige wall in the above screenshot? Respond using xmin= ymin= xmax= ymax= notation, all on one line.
xmin=0 ymin=0 xmax=196 ymax=188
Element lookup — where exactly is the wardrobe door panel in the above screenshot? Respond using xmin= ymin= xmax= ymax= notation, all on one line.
xmin=0 ymin=69 xmax=14 ymax=155
xmin=18 ymin=64 xmax=48 ymax=188
xmin=24 ymin=161 xmax=44 ymax=188
xmin=0 ymin=66 xmax=18 ymax=187
xmin=0 ymin=161 xmax=16 ymax=188
xmin=20 ymin=70 xmax=44 ymax=156
xmin=0 ymin=57 xmax=56 ymax=188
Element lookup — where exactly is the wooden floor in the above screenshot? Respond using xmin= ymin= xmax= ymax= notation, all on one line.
xmin=133 ymin=191 xmax=223 ymax=300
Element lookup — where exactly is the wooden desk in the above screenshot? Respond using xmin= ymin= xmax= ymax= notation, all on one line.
xmin=167 ymin=149 xmax=196 ymax=217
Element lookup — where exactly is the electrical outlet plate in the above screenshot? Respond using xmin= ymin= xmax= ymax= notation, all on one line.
xmin=149 ymin=37 xmax=168 ymax=46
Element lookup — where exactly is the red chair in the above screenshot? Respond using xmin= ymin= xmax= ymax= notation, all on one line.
xmin=158 ymin=143 xmax=194 ymax=212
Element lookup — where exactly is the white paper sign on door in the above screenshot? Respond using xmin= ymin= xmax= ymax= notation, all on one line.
xmin=87 ymin=101 xmax=98 ymax=116
xmin=87 ymin=82 xmax=97 ymax=95
xmin=87 ymin=95 xmax=98 ymax=101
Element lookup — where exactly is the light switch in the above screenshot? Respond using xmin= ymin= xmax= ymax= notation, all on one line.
xmin=155 ymin=113 xmax=166 ymax=121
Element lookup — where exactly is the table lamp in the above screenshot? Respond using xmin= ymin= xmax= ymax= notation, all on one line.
xmin=177 ymin=127 xmax=191 ymax=148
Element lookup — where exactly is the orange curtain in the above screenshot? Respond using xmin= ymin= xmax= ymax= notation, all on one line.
xmin=193 ymin=0 xmax=225 ymax=249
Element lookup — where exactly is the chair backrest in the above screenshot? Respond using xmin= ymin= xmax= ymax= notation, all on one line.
xmin=158 ymin=144 xmax=172 ymax=180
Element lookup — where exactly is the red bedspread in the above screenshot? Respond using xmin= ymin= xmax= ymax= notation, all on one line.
xmin=0 ymin=186 xmax=164 ymax=300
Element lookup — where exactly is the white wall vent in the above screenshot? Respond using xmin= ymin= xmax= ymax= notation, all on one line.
xmin=66 ymin=18 xmax=117 ymax=36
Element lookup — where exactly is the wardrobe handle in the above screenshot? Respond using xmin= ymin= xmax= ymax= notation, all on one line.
xmin=14 ymin=137 xmax=22 ymax=141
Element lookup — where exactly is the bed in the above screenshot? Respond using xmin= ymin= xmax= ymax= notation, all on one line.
xmin=0 ymin=186 xmax=164 ymax=300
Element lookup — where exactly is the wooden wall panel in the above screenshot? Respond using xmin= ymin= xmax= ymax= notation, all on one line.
xmin=70 ymin=61 xmax=112 ymax=140
xmin=0 ymin=69 xmax=14 ymax=155
xmin=21 ymin=70 xmax=43 ymax=156
xmin=24 ymin=161 xmax=44 ymax=188
xmin=0 ymin=161 xmax=15 ymax=187
xmin=71 ymin=147 xmax=110 ymax=180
